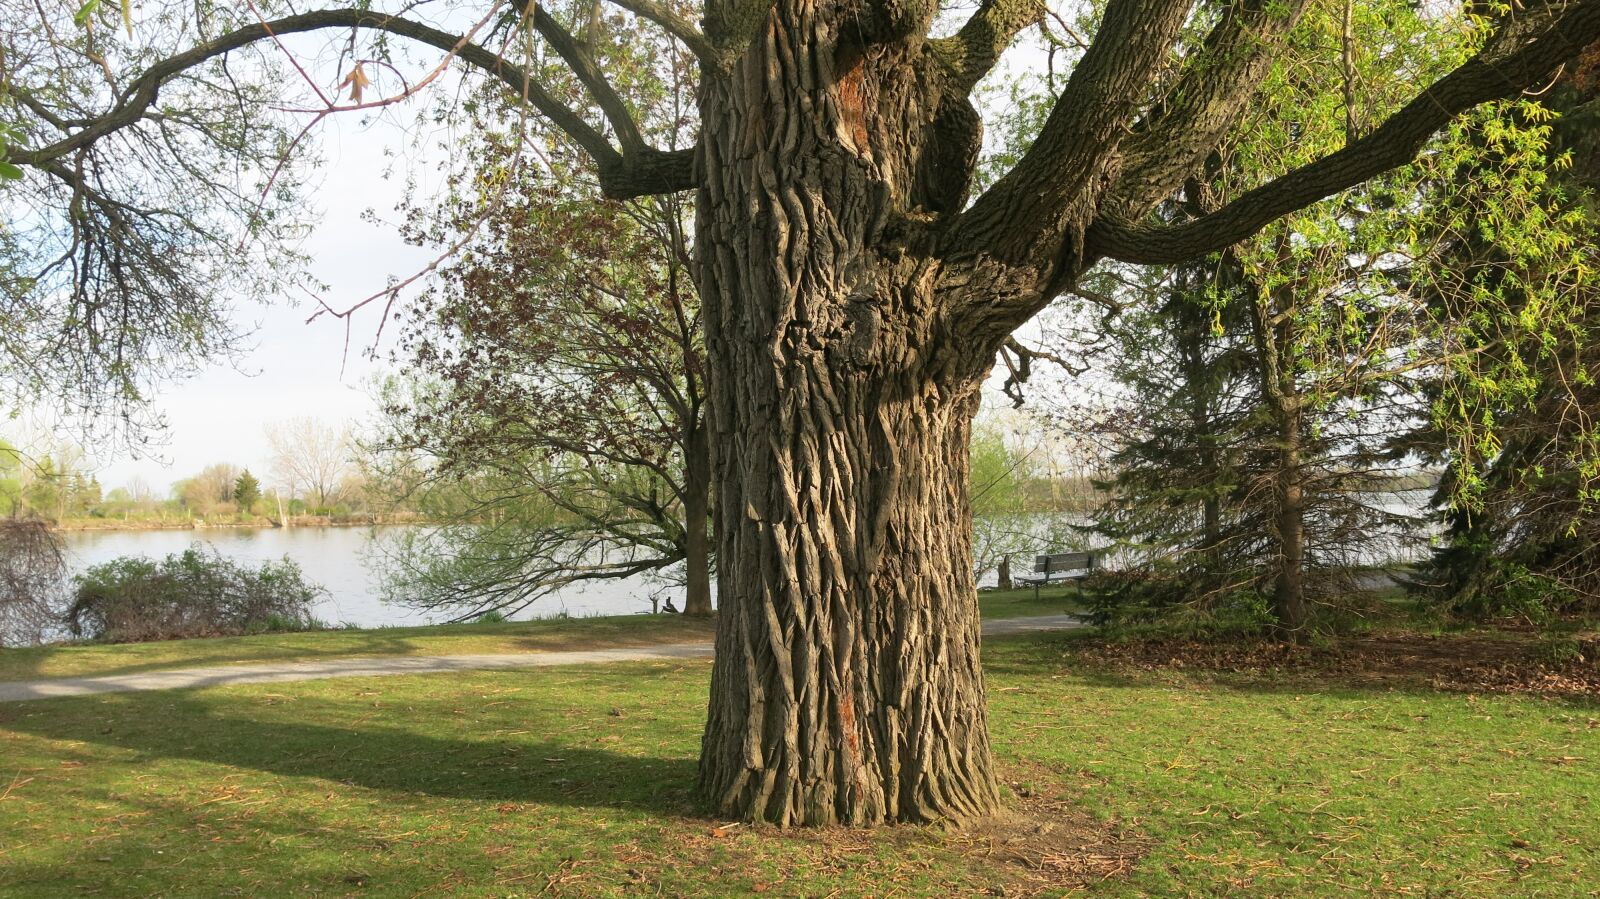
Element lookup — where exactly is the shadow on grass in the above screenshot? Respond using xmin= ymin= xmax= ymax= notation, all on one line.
xmin=0 ymin=690 xmax=702 ymax=817
xmin=0 ymin=631 xmax=438 ymax=681
xmin=0 ymin=616 xmax=720 ymax=683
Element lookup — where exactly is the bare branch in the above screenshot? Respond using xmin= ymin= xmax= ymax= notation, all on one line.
xmin=13 ymin=8 xmax=697 ymax=199
xmin=17 ymin=9 xmax=605 ymax=168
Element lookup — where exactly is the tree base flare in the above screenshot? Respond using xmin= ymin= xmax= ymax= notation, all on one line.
xmin=683 ymin=765 xmax=1138 ymax=895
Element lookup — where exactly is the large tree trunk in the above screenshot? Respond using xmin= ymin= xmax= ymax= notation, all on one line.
xmin=696 ymin=367 xmax=998 ymax=825
xmin=693 ymin=0 xmax=1001 ymax=825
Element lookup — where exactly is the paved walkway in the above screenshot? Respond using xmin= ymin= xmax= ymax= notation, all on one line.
xmin=0 ymin=615 xmax=1083 ymax=703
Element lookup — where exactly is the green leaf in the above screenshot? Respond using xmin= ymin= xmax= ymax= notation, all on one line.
xmin=0 ymin=162 xmax=23 ymax=181
xmin=73 ymin=0 xmax=100 ymax=27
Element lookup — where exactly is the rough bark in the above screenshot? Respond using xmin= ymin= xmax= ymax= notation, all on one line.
xmin=693 ymin=0 xmax=1004 ymax=825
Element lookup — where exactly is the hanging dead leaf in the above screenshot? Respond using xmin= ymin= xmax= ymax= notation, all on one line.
xmin=338 ymin=63 xmax=371 ymax=103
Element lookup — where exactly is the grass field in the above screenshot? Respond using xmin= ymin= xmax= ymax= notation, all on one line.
xmin=2 ymin=627 xmax=1596 ymax=897
xmin=0 ymin=585 xmax=1084 ymax=683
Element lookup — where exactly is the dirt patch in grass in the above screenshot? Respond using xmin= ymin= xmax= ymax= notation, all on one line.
xmin=953 ymin=772 xmax=1144 ymax=896
xmin=591 ymin=766 xmax=1139 ymax=898
xmin=1071 ymin=630 xmax=1600 ymax=698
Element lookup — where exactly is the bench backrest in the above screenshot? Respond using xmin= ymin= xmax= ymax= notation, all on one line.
xmin=1033 ymin=551 xmax=1095 ymax=574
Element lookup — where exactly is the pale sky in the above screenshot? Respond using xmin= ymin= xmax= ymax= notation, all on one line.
xmin=88 ymin=109 xmax=436 ymax=491
xmin=21 ymin=18 xmax=1060 ymax=497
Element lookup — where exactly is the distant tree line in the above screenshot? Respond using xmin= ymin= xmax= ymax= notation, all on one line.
xmin=0 ymin=416 xmax=426 ymax=526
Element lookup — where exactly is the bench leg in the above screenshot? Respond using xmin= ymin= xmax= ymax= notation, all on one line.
xmin=1033 ymin=581 xmax=1041 ymax=601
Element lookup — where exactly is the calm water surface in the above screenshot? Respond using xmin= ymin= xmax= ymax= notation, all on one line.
xmin=58 ymin=493 xmax=1436 ymax=628
xmin=59 ymin=526 xmax=668 ymax=628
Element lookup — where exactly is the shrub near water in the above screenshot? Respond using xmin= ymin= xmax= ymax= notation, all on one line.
xmin=65 ymin=547 xmax=324 ymax=642
xmin=0 ymin=517 xmax=68 ymax=646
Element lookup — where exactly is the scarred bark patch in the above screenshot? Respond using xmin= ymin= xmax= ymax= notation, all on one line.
xmin=834 ymin=45 xmax=873 ymax=155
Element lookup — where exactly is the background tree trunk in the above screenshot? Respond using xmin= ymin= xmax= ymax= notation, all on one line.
xmin=1272 ymin=403 xmax=1309 ymax=632
xmin=682 ymin=424 xmax=714 ymax=617
xmin=1251 ymin=276 xmax=1310 ymax=632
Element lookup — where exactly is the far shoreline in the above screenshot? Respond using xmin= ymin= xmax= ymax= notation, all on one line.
xmin=51 ymin=514 xmax=429 ymax=534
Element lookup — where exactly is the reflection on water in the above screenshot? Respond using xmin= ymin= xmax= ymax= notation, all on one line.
xmin=974 ymin=490 xmax=1439 ymax=583
xmin=58 ymin=526 xmax=672 ymax=628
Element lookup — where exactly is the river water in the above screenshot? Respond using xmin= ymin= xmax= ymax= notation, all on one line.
xmin=58 ymin=526 xmax=666 ymax=628
xmin=57 ymin=492 xmax=1437 ymax=629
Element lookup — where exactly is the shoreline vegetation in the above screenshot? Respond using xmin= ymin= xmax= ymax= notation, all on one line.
xmin=29 ymin=471 xmax=1441 ymax=535
xmin=49 ymin=511 xmax=432 ymax=532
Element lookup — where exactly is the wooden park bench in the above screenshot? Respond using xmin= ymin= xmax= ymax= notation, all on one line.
xmin=1014 ymin=551 xmax=1098 ymax=599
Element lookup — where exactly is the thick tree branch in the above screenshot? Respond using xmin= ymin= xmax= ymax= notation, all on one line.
xmin=1090 ymin=0 xmax=1600 ymax=264
xmin=1110 ymin=0 xmax=1312 ymax=214
xmin=524 ymin=1 xmax=646 ymax=154
xmin=933 ymin=0 xmax=1193 ymax=358
xmin=596 ymin=146 xmax=697 ymax=197
xmin=947 ymin=0 xmax=1193 ymax=271
xmin=14 ymin=8 xmax=695 ymax=199
xmin=702 ymin=0 xmax=777 ymax=64
xmin=600 ymin=0 xmax=717 ymax=63
xmin=930 ymin=0 xmax=1046 ymax=95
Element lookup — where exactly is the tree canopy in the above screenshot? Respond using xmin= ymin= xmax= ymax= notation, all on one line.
xmin=6 ymin=0 xmax=1600 ymax=828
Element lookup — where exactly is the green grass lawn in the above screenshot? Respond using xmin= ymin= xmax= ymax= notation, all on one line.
xmin=1 ymin=630 xmax=1594 ymax=897
xmin=979 ymin=582 xmax=1091 ymax=620
xmin=0 ymin=585 xmax=1084 ymax=683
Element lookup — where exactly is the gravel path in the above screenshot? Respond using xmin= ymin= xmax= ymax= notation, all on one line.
xmin=0 ymin=614 xmax=1084 ymax=703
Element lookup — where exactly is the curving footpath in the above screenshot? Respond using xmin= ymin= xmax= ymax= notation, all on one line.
xmin=0 ymin=614 xmax=1084 ymax=703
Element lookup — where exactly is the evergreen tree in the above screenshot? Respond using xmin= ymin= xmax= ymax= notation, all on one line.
xmin=233 ymin=470 xmax=262 ymax=513
xmin=1082 ymin=258 xmax=1262 ymax=622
